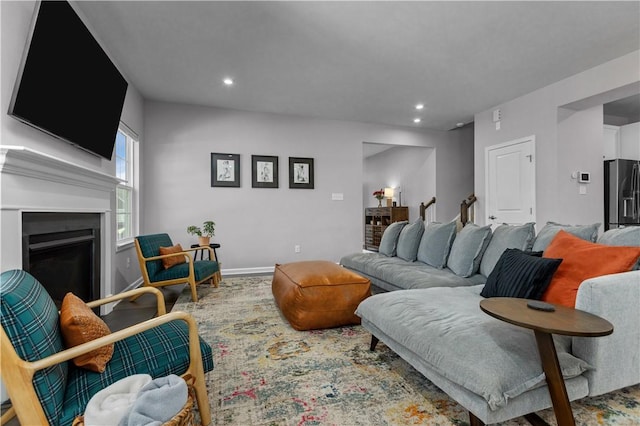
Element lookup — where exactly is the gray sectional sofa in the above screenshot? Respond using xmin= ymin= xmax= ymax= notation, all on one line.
xmin=340 ymin=222 xmax=640 ymax=425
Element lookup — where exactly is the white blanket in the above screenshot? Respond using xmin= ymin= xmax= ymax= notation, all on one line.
xmin=83 ymin=374 xmax=152 ymax=426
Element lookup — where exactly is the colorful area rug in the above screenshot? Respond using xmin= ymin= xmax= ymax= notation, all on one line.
xmin=173 ymin=276 xmax=640 ymax=425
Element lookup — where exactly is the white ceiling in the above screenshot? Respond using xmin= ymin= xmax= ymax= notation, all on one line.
xmin=74 ymin=1 xmax=640 ymax=131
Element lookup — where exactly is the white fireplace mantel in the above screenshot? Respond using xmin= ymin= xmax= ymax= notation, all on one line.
xmin=0 ymin=145 xmax=119 ymax=299
xmin=0 ymin=145 xmax=121 ymax=195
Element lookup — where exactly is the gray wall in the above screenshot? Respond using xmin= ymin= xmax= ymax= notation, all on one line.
xmin=142 ymin=101 xmax=474 ymax=271
xmin=474 ymin=50 xmax=640 ymax=230
xmin=363 ymin=145 xmax=437 ymax=221
xmin=1 ymin=1 xmax=145 ymax=294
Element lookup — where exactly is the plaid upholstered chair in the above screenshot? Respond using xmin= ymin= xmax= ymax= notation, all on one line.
xmin=134 ymin=233 xmax=220 ymax=303
xmin=0 ymin=269 xmax=213 ymax=426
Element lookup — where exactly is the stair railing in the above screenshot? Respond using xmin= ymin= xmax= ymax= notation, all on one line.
xmin=460 ymin=193 xmax=477 ymax=227
xmin=419 ymin=197 xmax=436 ymax=223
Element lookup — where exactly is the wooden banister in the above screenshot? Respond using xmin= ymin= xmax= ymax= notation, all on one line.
xmin=419 ymin=197 xmax=436 ymax=221
xmin=460 ymin=193 xmax=477 ymax=226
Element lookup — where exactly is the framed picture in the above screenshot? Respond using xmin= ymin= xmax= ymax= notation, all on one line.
xmin=211 ymin=153 xmax=240 ymax=187
xmin=289 ymin=157 xmax=314 ymax=189
xmin=252 ymin=155 xmax=279 ymax=188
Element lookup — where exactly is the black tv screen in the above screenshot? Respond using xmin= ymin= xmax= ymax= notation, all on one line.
xmin=9 ymin=1 xmax=128 ymax=160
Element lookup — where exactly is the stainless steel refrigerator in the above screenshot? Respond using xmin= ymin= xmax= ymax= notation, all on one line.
xmin=604 ymin=159 xmax=640 ymax=230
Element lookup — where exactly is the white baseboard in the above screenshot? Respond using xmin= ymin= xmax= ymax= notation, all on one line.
xmin=221 ymin=266 xmax=275 ymax=276
xmin=101 ymin=277 xmax=143 ymax=315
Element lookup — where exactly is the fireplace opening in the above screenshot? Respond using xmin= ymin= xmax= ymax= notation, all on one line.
xmin=22 ymin=212 xmax=100 ymax=309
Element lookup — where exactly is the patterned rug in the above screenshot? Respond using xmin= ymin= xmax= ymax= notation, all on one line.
xmin=173 ymin=276 xmax=640 ymax=425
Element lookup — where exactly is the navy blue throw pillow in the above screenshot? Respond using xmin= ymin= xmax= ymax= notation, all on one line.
xmin=481 ymin=249 xmax=562 ymax=300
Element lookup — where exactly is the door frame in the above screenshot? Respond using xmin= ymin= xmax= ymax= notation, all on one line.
xmin=484 ymin=135 xmax=536 ymax=226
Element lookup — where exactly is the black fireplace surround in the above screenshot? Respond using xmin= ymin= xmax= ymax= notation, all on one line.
xmin=22 ymin=212 xmax=101 ymax=308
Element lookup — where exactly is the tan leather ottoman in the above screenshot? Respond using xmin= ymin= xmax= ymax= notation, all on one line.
xmin=272 ymin=260 xmax=371 ymax=331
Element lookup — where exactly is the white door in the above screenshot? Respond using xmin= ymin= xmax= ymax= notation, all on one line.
xmin=485 ymin=136 xmax=536 ymax=227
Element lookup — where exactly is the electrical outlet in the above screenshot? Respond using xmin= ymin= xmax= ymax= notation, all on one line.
xmin=126 ymin=257 xmax=131 ymax=268
xmin=294 ymin=245 xmax=301 ymax=253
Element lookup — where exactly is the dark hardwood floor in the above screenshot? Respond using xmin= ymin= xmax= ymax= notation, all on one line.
xmin=101 ymin=284 xmax=186 ymax=331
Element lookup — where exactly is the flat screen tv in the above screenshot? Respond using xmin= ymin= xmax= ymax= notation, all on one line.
xmin=9 ymin=1 xmax=128 ymax=160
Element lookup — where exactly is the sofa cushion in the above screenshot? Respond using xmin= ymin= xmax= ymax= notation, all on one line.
xmin=542 ymin=230 xmax=640 ymax=307
xmin=598 ymin=227 xmax=640 ymax=269
xmin=447 ymin=224 xmax=492 ymax=277
xmin=378 ymin=221 xmax=408 ymax=256
xmin=396 ymin=220 xmax=424 ymax=262
xmin=479 ymin=223 xmax=536 ymax=277
xmin=480 ymin=249 xmax=562 ymax=299
xmin=597 ymin=226 xmax=640 ymax=246
xmin=416 ymin=221 xmax=457 ymax=268
xmin=356 ymin=286 xmax=591 ymax=411
xmin=531 ymin=221 xmax=599 ymax=252
xmin=340 ymin=252 xmax=486 ymax=291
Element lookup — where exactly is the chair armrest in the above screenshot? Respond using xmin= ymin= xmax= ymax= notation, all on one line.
xmin=27 ymin=311 xmax=200 ymax=373
xmin=143 ymin=252 xmax=195 ymax=263
xmin=85 ymin=287 xmax=166 ymax=315
xmin=183 ymin=246 xmax=216 ymax=260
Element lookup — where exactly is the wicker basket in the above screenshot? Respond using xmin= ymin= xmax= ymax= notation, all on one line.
xmin=73 ymin=375 xmax=196 ymax=426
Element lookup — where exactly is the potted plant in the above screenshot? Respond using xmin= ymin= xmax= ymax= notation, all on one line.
xmin=187 ymin=220 xmax=216 ymax=246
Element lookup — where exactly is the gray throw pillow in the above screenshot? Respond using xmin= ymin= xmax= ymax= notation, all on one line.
xmin=597 ymin=227 xmax=640 ymax=246
xmin=479 ymin=223 xmax=536 ymax=277
xmin=531 ymin=221 xmax=600 ymax=252
xmin=378 ymin=221 xmax=408 ymax=257
xmin=446 ymin=224 xmax=492 ymax=277
xmin=396 ymin=220 xmax=425 ymax=261
xmin=417 ymin=221 xmax=457 ymax=268
xmin=598 ymin=227 xmax=640 ymax=270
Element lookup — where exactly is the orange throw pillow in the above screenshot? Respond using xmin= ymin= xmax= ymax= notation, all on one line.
xmin=159 ymin=244 xmax=186 ymax=269
xmin=59 ymin=292 xmax=114 ymax=372
xmin=542 ymin=230 xmax=640 ymax=307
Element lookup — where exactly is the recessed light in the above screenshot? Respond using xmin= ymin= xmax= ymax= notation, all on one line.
xmin=413 ymin=118 xmax=421 ymax=124
xmin=223 ymin=77 xmax=234 ymax=86
xmin=456 ymin=122 xmax=465 ymax=127
xmin=415 ymin=104 xmax=424 ymax=110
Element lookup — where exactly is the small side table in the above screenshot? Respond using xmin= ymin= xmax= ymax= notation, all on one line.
xmin=479 ymin=298 xmax=613 ymax=426
xmin=190 ymin=243 xmax=222 ymax=281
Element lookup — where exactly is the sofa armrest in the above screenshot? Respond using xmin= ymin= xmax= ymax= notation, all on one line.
xmin=573 ymin=270 xmax=640 ymax=396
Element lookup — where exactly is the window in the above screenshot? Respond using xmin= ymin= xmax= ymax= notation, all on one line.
xmin=115 ymin=127 xmax=138 ymax=245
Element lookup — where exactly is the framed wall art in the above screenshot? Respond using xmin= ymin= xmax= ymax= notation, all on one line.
xmin=211 ymin=153 xmax=240 ymax=187
xmin=289 ymin=157 xmax=314 ymax=189
xmin=252 ymin=155 xmax=279 ymax=188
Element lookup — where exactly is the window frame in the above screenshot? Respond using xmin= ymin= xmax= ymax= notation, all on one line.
xmin=115 ymin=125 xmax=139 ymax=249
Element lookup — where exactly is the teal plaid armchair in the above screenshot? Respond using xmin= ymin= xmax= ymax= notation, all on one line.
xmin=134 ymin=233 xmax=220 ymax=302
xmin=0 ymin=269 xmax=214 ymax=425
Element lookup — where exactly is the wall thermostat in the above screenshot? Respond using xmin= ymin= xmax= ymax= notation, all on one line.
xmin=578 ymin=172 xmax=590 ymax=183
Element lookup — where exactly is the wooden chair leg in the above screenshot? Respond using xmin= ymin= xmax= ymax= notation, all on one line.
xmin=189 ymin=280 xmax=198 ymax=302
xmin=1 ymin=406 xmax=16 ymax=424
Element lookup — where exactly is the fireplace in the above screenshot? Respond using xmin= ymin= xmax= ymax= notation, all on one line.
xmin=22 ymin=212 xmax=101 ymax=308
xmin=0 ymin=146 xmax=120 ymax=309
